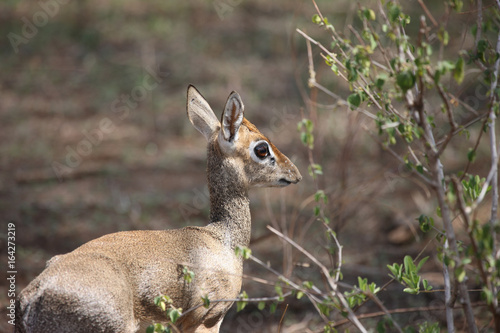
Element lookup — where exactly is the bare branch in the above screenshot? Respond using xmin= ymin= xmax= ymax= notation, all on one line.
xmin=362 ymin=125 xmax=436 ymax=186
xmin=267 ymin=225 xmax=368 ymax=333
xmin=296 ymin=29 xmax=340 ymax=69
xmin=417 ymin=0 xmax=439 ymax=27
xmin=333 ymin=302 xmax=488 ymax=329
xmin=179 ymin=292 xmax=293 ymax=319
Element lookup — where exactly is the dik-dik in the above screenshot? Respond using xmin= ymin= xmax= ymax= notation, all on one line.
xmin=16 ymin=85 xmax=302 ymax=333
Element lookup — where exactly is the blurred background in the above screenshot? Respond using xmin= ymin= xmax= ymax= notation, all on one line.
xmin=0 ymin=0 xmax=492 ymax=331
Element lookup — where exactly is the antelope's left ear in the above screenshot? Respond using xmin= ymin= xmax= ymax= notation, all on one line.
xmin=218 ymin=91 xmax=244 ymax=149
xmin=186 ymin=85 xmax=220 ymax=141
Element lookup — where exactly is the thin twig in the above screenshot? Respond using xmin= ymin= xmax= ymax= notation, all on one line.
xmin=278 ymin=303 xmax=288 ymax=333
xmin=249 ymin=255 xmax=322 ymax=303
xmin=248 ymin=254 xmax=329 ymax=324
xmin=452 ymin=175 xmax=500 ymax=330
xmin=179 ymin=293 xmax=293 ymax=319
xmin=436 ymin=112 xmax=489 ymax=147
xmin=417 ymin=0 xmax=439 ymax=27
xmin=348 ymin=24 xmax=365 ymax=46
xmin=367 ymin=293 xmax=404 ymax=333
xmin=267 ymin=225 xmax=368 ymax=333
xmin=333 ymin=302 xmax=488 ymax=329
xmin=427 ymin=130 xmax=478 ymax=333
xmin=321 ymin=221 xmax=342 ymax=286
xmin=362 ymin=125 xmax=435 ymax=186
xmin=485 ymin=15 xmax=500 ymax=320
xmin=452 ymin=177 xmax=490 ymax=286
xmin=268 ymin=225 xmax=336 ymax=290
xmin=296 ymin=29 xmax=341 ymax=70
xmin=460 ymin=115 xmax=490 ymax=181
xmin=433 ymin=74 xmax=457 ymax=157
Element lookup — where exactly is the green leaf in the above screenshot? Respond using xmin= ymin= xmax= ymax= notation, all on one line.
xmin=454 ymin=57 xmax=465 ymax=84
xmin=300 ymin=132 xmax=308 ymax=145
xmin=423 ymin=279 xmax=432 ymax=291
xmin=403 ymin=255 xmax=415 ymax=274
xmin=183 ymin=267 xmax=195 ymax=283
xmin=438 ymin=27 xmax=449 ymax=46
xmin=450 ymin=0 xmax=463 ymax=12
xmin=312 ymin=14 xmax=322 ymax=24
xmin=364 ymin=8 xmax=376 ymax=21
xmin=477 ymin=40 xmax=488 ymax=61
xmin=347 ymin=93 xmax=361 ymax=110
xmin=416 ymin=256 xmax=429 ymax=272
xmin=388 ymin=3 xmax=401 ymax=23
xmin=358 ymin=276 xmax=367 ymax=290
xmin=235 ymin=246 xmax=252 ymax=259
xmin=312 ymin=164 xmax=323 ymax=175
xmin=418 ymin=215 xmax=434 ymax=233
xmin=237 ymin=291 xmax=248 ymax=312
xmin=331 ymin=63 xmax=339 ymax=74
xmin=169 ymin=308 xmax=181 ymax=323
xmin=375 ymin=74 xmax=387 ymax=90
xmin=467 ymin=148 xmax=476 ymax=162
xmin=437 ymin=60 xmax=455 ymax=73
xmin=303 ymin=281 xmax=313 ymax=289
xmin=298 ymin=119 xmax=314 ymax=149
xmin=146 ymin=326 xmax=154 ymax=333
xmin=369 ymin=282 xmax=381 ymax=294
xmin=403 ymin=287 xmax=418 ymax=294
xmin=318 ymin=303 xmax=330 ymax=316
xmin=202 ymin=295 xmax=210 ymax=308
xmin=314 ymin=190 xmax=327 ymax=203
xmin=456 ymin=266 xmax=466 ymax=282
xmin=275 ymin=283 xmax=283 ymax=297
xmin=387 ymin=263 xmax=402 ymax=281
xmin=258 ymin=301 xmax=266 ymax=310
xmin=402 ymin=276 xmax=413 ymax=287
xmin=483 ymin=286 xmax=494 ymax=305
xmin=396 ymin=70 xmax=416 ymax=91
xmin=325 ymin=55 xmax=334 ymax=67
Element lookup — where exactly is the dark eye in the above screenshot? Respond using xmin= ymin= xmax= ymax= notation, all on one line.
xmin=254 ymin=143 xmax=269 ymax=159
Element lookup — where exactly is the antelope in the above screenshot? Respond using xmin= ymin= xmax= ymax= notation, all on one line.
xmin=15 ymin=85 xmax=302 ymax=333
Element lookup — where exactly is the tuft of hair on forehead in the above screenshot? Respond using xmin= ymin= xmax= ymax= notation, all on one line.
xmin=242 ymin=118 xmax=262 ymax=134
xmin=241 ymin=118 xmax=284 ymax=158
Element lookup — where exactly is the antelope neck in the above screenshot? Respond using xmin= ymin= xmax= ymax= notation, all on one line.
xmin=206 ymin=141 xmax=251 ymax=249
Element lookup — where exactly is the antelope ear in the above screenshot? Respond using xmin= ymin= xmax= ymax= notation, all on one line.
xmin=186 ymin=85 xmax=220 ymax=141
xmin=219 ymin=91 xmax=244 ymax=147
